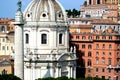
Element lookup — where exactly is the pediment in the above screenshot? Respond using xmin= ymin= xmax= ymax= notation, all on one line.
xmin=0 ymin=60 xmax=11 ymax=66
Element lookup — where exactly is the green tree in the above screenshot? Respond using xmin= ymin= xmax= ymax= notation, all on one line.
xmin=66 ymin=9 xmax=80 ymax=18
xmin=0 ymin=74 xmax=21 ymax=80
xmin=66 ymin=9 xmax=72 ymax=18
xmin=37 ymin=77 xmax=56 ymax=80
xmin=72 ymin=8 xmax=78 ymax=18
xmin=56 ymin=76 xmax=69 ymax=80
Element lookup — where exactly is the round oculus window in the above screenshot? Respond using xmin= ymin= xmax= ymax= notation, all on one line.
xmin=27 ymin=14 xmax=30 ymax=17
xmin=42 ymin=13 xmax=46 ymax=17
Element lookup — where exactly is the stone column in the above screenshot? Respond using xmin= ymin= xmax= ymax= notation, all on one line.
xmin=14 ymin=3 xmax=24 ymax=79
xmin=69 ymin=65 xmax=72 ymax=78
xmin=73 ymin=66 xmax=76 ymax=79
xmin=58 ymin=65 xmax=61 ymax=77
xmin=32 ymin=63 xmax=36 ymax=80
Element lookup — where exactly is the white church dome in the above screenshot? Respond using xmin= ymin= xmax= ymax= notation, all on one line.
xmin=24 ymin=0 xmax=67 ymax=22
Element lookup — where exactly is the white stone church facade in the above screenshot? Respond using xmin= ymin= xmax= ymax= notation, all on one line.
xmin=14 ymin=0 xmax=76 ymax=80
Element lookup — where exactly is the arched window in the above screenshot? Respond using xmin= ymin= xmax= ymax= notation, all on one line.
xmin=59 ymin=33 xmax=63 ymax=44
xmin=41 ymin=34 xmax=47 ymax=44
xmin=25 ymin=34 xmax=29 ymax=44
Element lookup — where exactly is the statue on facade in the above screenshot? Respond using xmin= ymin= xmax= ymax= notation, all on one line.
xmin=17 ymin=0 xmax=22 ymax=11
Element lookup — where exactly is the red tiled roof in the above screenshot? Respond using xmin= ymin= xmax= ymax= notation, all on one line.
xmin=0 ymin=55 xmax=12 ymax=62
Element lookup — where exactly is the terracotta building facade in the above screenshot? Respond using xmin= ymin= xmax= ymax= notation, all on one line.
xmin=69 ymin=18 xmax=120 ymax=80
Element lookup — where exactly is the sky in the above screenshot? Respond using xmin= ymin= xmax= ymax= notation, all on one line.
xmin=0 ymin=0 xmax=85 ymax=18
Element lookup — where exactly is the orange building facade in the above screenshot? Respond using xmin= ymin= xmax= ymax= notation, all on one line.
xmin=0 ymin=56 xmax=14 ymax=75
xmin=69 ymin=18 xmax=120 ymax=80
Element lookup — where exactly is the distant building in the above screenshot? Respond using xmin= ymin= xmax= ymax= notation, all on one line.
xmin=69 ymin=18 xmax=120 ymax=80
xmin=87 ymin=0 xmax=120 ymax=5
xmin=0 ymin=18 xmax=14 ymax=75
xmin=80 ymin=4 xmax=118 ymax=22
xmin=0 ymin=18 xmax=14 ymax=55
xmin=81 ymin=0 xmax=119 ymax=23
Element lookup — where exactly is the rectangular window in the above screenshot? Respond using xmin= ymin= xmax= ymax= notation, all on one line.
xmin=11 ymin=47 xmax=13 ymax=50
xmin=102 ymin=58 xmax=105 ymax=64
xmin=88 ymin=52 xmax=92 ymax=57
xmin=108 ymin=59 xmax=111 ymax=65
xmin=109 ymin=44 xmax=112 ymax=49
xmin=76 ymin=35 xmax=79 ymax=39
xmin=109 ymin=52 xmax=112 ymax=56
xmin=82 ymin=44 xmax=85 ymax=49
xmin=59 ymin=34 xmax=63 ymax=44
xmin=96 ymin=68 xmax=98 ymax=72
xmin=117 ymin=52 xmax=119 ymax=56
xmin=109 ymin=36 xmax=112 ymax=40
xmin=82 ymin=36 xmax=86 ymax=40
xmin=2 ymin=46 xmax=5 ymax=50
xmin=96 ymin=52 xmax=99 ymax=56
xmin=96 ymin=44 xmax=99 ymax=49
xmin=102 ymin=68 xmax=105 ymax=72
xmin=102 ymin=44 xmax=105 ymax=49
xmin=2 ymin=38 xmax=5 ymax=42
xmin=96 ymin=36 xmax=99 ymax=40
xmin=102 ymin=36 xmax=106 ymax=40
xmin=41 ymin=34 xmax=47 ymax=44
xmin=96 ymin=59 xmax=99 ymax=64
xmin=25 ymin=34 xmax=29 ymax=44
xmin=102 ymin=52 xmax=105 ymax=56
xmin=88 ymin=36 xmax=92 ymax=40
xmin=108 ymin=70 xmax=111 ymax=73
xmin=88 ymin=45 xmax=92 ymax=49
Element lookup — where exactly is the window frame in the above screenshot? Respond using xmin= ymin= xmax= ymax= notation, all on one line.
xmin=41 ymin=33 xmax=47 ymax=44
